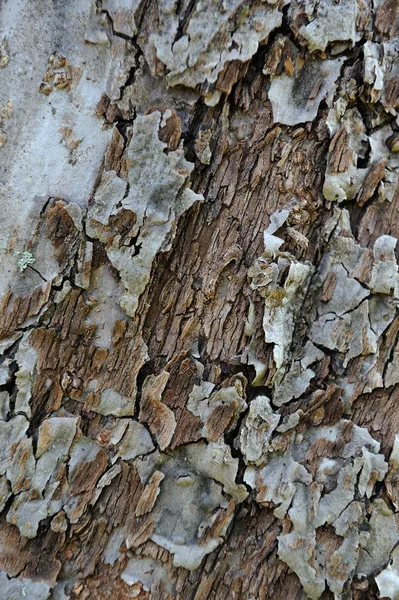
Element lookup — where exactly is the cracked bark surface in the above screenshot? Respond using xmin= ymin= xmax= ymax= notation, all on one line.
xmin=0 ymin=0 xmax=399 ymax=598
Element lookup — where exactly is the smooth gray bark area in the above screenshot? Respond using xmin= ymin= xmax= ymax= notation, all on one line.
xmin=0 ymin=0 xmax=399 ymax=599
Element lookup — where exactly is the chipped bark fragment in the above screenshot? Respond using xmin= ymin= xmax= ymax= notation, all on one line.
xmin=0 ymin=477 xmax=10 ymax=512
xmin=68 ymin=436 xmax=108 ymax=495
xmin=265 ymin=260 xmax=310 ymax=368
xmin=356 ymin=158 xmax=387 ymax=206
xmin=328 ymin=126 xmax=354 ymax=174
xmin=375 ymin=0 xmax=399 ymax=40
xmin=386 ymin=435 xmax=399 ymax=510
xmin=39 ymin=52 xmax=79 ymax=95
xmin=139 ymin=371 xmax=176 ymax=450
xmin=0 ymin=37 xmax=8 ymax=68
xmin=156 ymin=106 xmax=182 ymax=151
xmin=187 ymin=374 xmax=247 ymax=442
xmin=363 ymin=41 xmax=385 ymax=104
xmin=135 ymin=471 xmax=165 ymax=517
xmin=194 ymin=129 xmax=213 ymax=165
xmin=385 ymin=76 xmax=399 ymax=112
xmin=4 ymin=416 xmax=79 ymax=538
xmin=324 ymin=108 xmax=399 ymax=204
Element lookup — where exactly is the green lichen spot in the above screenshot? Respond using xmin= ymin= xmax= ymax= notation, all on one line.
xmin=17 ymin=251 xmax=35 ymax=273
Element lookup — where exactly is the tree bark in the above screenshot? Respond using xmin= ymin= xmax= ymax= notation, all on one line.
xmin=0 ymin=0 xmax=399 ymax=598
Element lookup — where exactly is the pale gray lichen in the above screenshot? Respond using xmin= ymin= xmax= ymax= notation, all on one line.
xmin=364 ymin=40 xmax=385 ymax=103
xmin=310 ymin=300 xmax=375 ymax=367
xmin=273 ymin=342 xmax=324 ymax=407
xmin=357 ymin=498 xmax=399 ymax=577
xmin=102 ymin=0 xmax=139 ymax=38
xmin=262 ymin=207 xmax=290 ymax=257
xmin=105 ymin=36 xmax=137 ymax=102
xmin=36 ymin=417 xmax=79 ymax=491
xmin=187 ymin=381 xmax=216 ymax=414
xmin=113 ymin=420 xmax=154 ymax=462
xmin=184 ymin=441 xmax=248 ymax=503
xmin=0 ymin=392 xmax=9 ymax=421
xmin=0 ymin=415 xmax=29 ymax=476
xmin=277 ymin=483 xmax=325 ymax=600
xmin=268 ymin=56 xmax=345 ymax=125
xmin=0 ymin=360 xmax=11 ymax=387
xmin=247 ymin=203 xmax=315 ymax=392
xmin=370 ymin=235 xmax=399 ymax=295
xmin=86 ymin=171 xmax=128 ymax=238
xmin=243 ymin=207 xmax=396 ymax=593
xmin=104 ymin=526 xmax=127 ymax=565
xmin=247 ymin=204 xmax=399 ymax=414
xmin=323 ymin=108 xmax=399 ymax=204
xmin=308 ymin=211 xmax=399 ymax=404
xmin=87 ymin=112 xmax=203 ymax=317
xmin=84 ymin=264 xmax=127 ymax=349
xmin=7 ymin=487 xmax=55 ymax=539
xmin=246 ymin=420 xmax=388 ymax=599
xmin=5 ymin=417 xmax=78 ymax=538
xmin=95 ymin=387 xmax=136 ymax=417
xmin=134 ymin=441 xmax=247 ymax=570
xmin=121 ymin=555 xmax=173 ymax=593
xmin=14 ymin=332 xmax=38 ymax=417
xmin=144 ymin=0 xmax=287 ymax=92
xmin=0 ymin=0 xmax=129 ymax=318
xmin=51 ymin=579 xmax=77 ymax=600
xmin=238 ymin=395 xmax=280 ymax=464
xmin=376 ymin=546 xmax=399 ymax=600
xmin=298 ymin=0 xmax=359 ymax=53
xmin=0 ymin=572 xmax=50 ymax=600
xmin=263 ymin=260 xmax=313 ymax=371
xmin=245 ymin=451 xmax=311 ymax=520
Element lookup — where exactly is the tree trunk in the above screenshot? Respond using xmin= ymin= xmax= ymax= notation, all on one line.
xmin=0 ymin=0 xmax=399 ymax=598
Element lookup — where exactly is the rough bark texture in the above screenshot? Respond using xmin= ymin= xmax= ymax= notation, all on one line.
xmin=0 ymin=0 xmax=399 ymax=599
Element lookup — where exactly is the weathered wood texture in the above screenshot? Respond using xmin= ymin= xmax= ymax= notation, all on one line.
xmin=0 ymin=0 xmax=399 ymax=598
